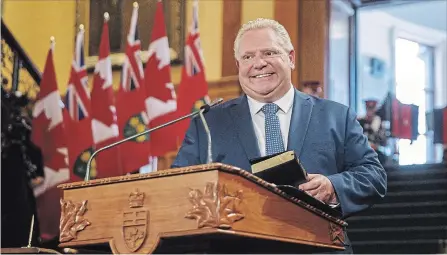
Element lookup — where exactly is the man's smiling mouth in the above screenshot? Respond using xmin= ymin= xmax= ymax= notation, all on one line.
xmin=250 ymin=73 xmax=274 ymax=78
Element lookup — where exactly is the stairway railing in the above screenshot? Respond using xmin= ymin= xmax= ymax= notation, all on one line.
xmin=1 ymin=18 xmax=41 ymax=110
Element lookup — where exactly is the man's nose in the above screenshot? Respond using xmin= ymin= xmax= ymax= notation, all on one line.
xmin=253 ymin=55 xmax=267 ymax=69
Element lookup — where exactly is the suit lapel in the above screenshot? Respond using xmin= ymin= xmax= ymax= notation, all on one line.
xmin=228 ymin=95 xmax=261 ymax=163
xmin=287 ymin=89 xmax=313 ymax=158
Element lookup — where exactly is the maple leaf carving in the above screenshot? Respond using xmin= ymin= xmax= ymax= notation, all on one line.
xmin=59 ymin=199 xmax=91 ymax=242
xmin=185 ymin=183 xmax=244 ymax=229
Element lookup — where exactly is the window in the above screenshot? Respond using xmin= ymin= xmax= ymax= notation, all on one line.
xmin=328 ymin=0 xmax=354 ymax=106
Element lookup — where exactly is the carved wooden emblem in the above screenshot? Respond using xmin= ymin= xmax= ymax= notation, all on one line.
xmin=59 ymin=199 xmax=91 ymax=242
xmin=122 ymin=189 xmax=148 ymax=252
xmin=186 ymin=182 xmax=244 ymax=229
xmin=329 ymin=222 xmax=345 ymax=245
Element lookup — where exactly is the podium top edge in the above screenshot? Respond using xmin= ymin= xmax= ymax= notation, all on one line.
xmin=57 ymin=163 xmax=348 ymax=227
xmin=57 ymin=163 xmax=244 ymax=189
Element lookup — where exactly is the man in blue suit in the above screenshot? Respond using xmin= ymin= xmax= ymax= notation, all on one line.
xmin=172 ymin=18 xmax=386 ymax=253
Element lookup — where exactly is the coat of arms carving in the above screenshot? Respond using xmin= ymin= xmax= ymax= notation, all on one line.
xmin=122 ymin=189 xmax=148 ymax=252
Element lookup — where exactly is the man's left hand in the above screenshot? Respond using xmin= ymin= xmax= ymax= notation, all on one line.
xmin=298 ymin=174 xmax=338 ymax=204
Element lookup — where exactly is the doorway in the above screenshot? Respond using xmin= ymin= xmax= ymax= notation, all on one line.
xmin=394 ymin=37 xmax=435 ymax=165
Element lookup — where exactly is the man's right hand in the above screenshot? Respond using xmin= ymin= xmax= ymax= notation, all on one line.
xmin=298 ymin=174 xmax=337 ymax=204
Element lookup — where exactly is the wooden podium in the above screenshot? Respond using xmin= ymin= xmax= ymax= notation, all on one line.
xmin=57 ymin=163 xmax=347 ymax=254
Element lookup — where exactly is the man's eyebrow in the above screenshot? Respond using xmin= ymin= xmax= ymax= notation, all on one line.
xmin=241 ymin=48 xmax=279 ymax=54
xmin=260 ymin=48 xmax=280 ymax=52
xmin=241 ymin=50 xmax=255 ymax=55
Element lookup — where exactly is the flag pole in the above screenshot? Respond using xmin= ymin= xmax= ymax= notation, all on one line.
xmin=23 ymin=214 xmax=35 ymax=248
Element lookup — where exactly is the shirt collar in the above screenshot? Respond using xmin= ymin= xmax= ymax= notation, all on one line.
xmin=247 ymin=85 xmax=294 ymax=116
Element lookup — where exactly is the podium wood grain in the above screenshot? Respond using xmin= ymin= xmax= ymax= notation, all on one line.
xmin=57 ymin=163 xmax=346 ymax=254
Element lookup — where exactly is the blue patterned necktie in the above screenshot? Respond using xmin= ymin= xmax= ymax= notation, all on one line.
xmin=262 ymin=103 xmax=285 ymax=156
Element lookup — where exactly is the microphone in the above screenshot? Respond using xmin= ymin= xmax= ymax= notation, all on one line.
xmin=84 ymin=98 xmax=224 ymax=181
xmin=198 ymin=98 xmax=223 ymax=164
xmin=198 ymin=109 xmax=212 ymax=163
xmin=198 ymin=98 xmax=222 ymax=114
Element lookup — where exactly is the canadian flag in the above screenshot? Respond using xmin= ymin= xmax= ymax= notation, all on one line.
xmin=31 ymin=40 xmax=70 ymax=240
xmin=90 ymin=15 xmax=122 ymax=178
xmin=144 ymin=0 xmax=178 ymax=158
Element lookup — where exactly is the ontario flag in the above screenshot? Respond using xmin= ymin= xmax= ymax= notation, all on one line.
xmin=64 ymin=26 xmax=94 ymax=181
xmin=31 ymin=40 xmax=70 ymax=240
xmin=116 ymin=3 xmax=151 ymax=173
xmin=377 ymin=92 xmax=419 ymax=141
xmin=144 ymin=0 xmax=178 ymax=157
xmin=433 ymin=107 xmax=447 ymax=144
xmin=90 ymin=15 xmax=122 ymax=178
xmin=176 ymin=0 xmax=210 ymax=142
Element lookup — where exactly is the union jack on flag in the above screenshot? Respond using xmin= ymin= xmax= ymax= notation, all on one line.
xmin=184 ymin=0 xmax=205 ymax=77
xmin=121 ymin=5 xmax=144 ymax=92
xmin=184 ymin=45 xmax=201 ymax=77
xmin=65 ymin=28 xmax=89 ymax=121
xmin=190 ymin=0 xmax=199 ymax=36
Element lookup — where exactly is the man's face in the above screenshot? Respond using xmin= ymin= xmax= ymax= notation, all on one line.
xmin=236 ymin=28 xmax=295 ymax=103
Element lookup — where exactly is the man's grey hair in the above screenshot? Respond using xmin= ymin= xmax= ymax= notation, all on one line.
xmin=233 ymin=18 xmax=294 ymax=59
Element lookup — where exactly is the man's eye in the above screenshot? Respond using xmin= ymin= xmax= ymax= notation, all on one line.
xmin=265 ymin=51 xmax=277 ymax=56
xmin=242 ymin=55 xmax=252 ymax=60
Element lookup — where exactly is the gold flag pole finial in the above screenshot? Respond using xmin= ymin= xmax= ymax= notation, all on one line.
xmin=79 ymin=24 xmax=85 ymax=31
xmin=133 ymin=2 xmax=138 ymax=8
xmin=104 ymin=12 xmax=110 ymax=21
xmin=50 ymin=36 xmax=56 ymax=49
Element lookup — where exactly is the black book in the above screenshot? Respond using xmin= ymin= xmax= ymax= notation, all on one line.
xmin=249 ymin=150 xmax=308 ymax=186
xmin=249 ymin=151 xmax=342 ymax=218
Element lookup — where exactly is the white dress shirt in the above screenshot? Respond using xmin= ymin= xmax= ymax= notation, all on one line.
xmin=247 ymin=85 xmax=295 ymax=157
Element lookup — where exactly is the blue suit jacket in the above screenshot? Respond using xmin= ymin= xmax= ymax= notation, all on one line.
xmin=172 ymin=89 xmax=387 ymax=218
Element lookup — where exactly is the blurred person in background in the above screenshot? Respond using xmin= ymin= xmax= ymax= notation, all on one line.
xmin=302 ymin=81 xmax=323 ymax=98
xmin=358 ymin=99 xmax=388 ymax=165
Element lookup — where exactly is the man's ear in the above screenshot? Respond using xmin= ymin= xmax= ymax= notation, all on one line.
xmin=289 ymin=50 xmax=296 ymax=70
xmin=235 ymin=60 xmax=240 ymax=68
